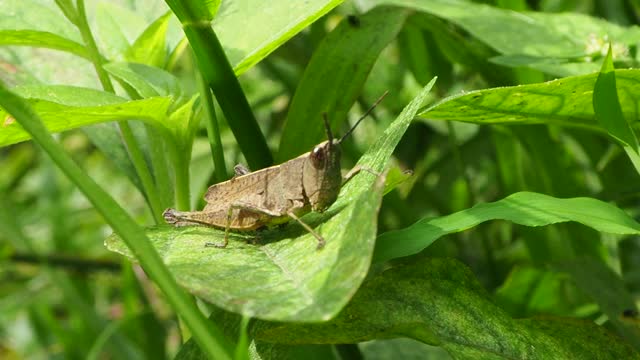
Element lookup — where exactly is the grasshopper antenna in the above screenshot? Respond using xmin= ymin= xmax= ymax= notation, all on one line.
xmin=322 ymin=112 xmax=334 ymax=143
xmin=339 ymin=91 xmax=389 ymax=143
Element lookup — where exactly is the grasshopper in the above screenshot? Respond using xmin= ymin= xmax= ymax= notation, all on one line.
xmin=163 ymin=93 xmax=387 ymax=249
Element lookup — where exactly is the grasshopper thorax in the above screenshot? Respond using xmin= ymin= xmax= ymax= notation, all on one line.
xmin=302 ymin=140 xmax=342 ymax=212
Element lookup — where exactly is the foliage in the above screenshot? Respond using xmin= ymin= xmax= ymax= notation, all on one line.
xmin=1 ymin=0 xmax=640 ymax=359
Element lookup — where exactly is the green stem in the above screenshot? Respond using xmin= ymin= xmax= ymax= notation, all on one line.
xmin=119 ymin=122 xmax=165 ymax=223
xmin=0 ymin=84 xmax=234 ymax=360
xmin=75 ymin=0 xmax=114 ymax=93
xmin=174 ymin=150 xmax=191 ymax=211
xmin=145 ymin=125 xmax=174 ymax=209
xmin=198 ymin=71 xmax=228 ymax=182
xmin=164 ymin=0 xmax=272 ymax=169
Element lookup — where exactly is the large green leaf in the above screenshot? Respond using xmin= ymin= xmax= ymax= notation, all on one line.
xmin=277 ymin=6 xmax=408 ymax=161
xmin=0 ymin=86 xmax=173 ymax=147
xmin=105 ymin=79 xmax=436 ymax=322
xmin=372 ymin=0 xmax=640 ymax=75
xmin=419 ymin=69 xmax=640 ymax=130
xmin=214 ymin=0 xmax=344 ymax=75
xmin=374 ymin=191 xmax=640 ymax=264
xmin=255 ymin=258 xmax=639 ymax=359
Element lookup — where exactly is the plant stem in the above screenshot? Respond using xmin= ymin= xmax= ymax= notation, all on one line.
xmin=74 ymin=0 xmax=114 ymax=93
xmin=197 ymin=71 xmax=228 ymax=182
xmin=174 ymin=151 xmax=191 ymax=211
xmin=164 ymin=0 xmax=273 ymax=169
xmin=119 ymin=122 xmax=165 ymax=223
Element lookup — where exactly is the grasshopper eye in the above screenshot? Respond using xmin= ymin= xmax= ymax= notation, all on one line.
xmin=310 ymin=146 xmax=325 ymax=167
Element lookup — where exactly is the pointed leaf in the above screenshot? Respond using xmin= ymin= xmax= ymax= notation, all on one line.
xmin=277 ymin=6 xmax=408 ymax=161
xmin=105 ymin=80 xmax=436 ymax=321
xmin=104 ymin=62 xmax=184 ymax=101
xmin=594 ymin=47 xmax=639 ymax=149
xmin=215 ymin=0 xmax=345 ymax=75
xmin=0 ymin=86 xmax=173 ymax=148
xmin=0 ymin=30 xmax=89 ymax=59
xmin=419 ymin=69 xmax=640 ymax=130
xmin=126 ymin=12 xmax=171 ymax=67
xmin=374 ymin=191 xmax=640 ymax=263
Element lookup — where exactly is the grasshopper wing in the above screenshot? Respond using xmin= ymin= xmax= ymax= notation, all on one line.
xmin=203 ymin=156 xmax=308 ymax=215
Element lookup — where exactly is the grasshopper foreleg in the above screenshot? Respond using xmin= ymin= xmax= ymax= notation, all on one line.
xmin=287 ymin=211 xmax=326 ymax=249
xmin=343 ymin=165 xmax=379 ymax=185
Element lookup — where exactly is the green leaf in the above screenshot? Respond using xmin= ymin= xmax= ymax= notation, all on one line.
xmin=277 ymin=6 xmax=408 ymax=161
xmin=104 ymin=62 xmax=184 ymax=101
xmin=254 ymin=258 xmax=639 ymax=359
xmin=594 ymin=47 xmax=639 ymax=148
xmin=214 ymin=0 xmax=345 ymax=75
xmin=0 ymin=86 xmax=173 ymax=148
xmin=372 ymin=0 xmax=640 ymax=75
xmin=374 ymin=191 xmax=640 ymax=264
xmin=419 ymin=69 xmax=640 ymax=130
xmin=105 ymin=79 xmax=436 ymax=322
xmin=382 ymin=167 xmax=414 ymax=195
xmin=360 ymin=339 xmax=451 ymax=360
xmin=125 ymin=12 xmax=172 ymax=67
xmin=0 ymin=30 xmax=89 ymax=59
xmin=93 ymin=2 xmax=148 ymax=60
xmin=593 ymin=46 xmax=640 ymax=173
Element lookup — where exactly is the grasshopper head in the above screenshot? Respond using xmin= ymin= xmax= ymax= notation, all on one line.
xmin=303 ymin=92 xmax=388 ymax=212
xmin=303 ymin=140 xmax=342 ymax=212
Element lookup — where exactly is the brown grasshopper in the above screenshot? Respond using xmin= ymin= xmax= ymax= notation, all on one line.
xmin=163 ymin=93 xmax=387 ymax=249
